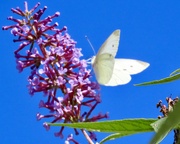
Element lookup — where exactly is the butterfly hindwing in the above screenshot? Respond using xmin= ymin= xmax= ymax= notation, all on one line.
xmin=92 ymin=54 xmax=115 ymax=85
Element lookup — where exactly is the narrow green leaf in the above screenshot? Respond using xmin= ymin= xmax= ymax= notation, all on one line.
xmin=150 ymin=101 xmax=180 ymax=144
xmin=170 ymin=68 xmax=180 ymax=76
xmin=47 ymin=118 xmax=156 ymax=133
xmin=135 ymin=73 xmax=180 ymax=86
xmin=99 ymin=132 xmax=142 ymax=144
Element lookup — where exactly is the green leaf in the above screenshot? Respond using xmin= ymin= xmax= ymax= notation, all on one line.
xmin=99 ymin=132 xmax=141 ymax=144
xmin=170 ymin=68 xmax=180 ymax=76
xmin=150 ymin=101 xmax=180 ymax=144
xmin=135 ymin=73 xmax=180 ymax=86
xmin=150 ymin=117 xmax=167 ymax=132
xmin=48 ymin=119 xmax=157 ymax=143
xmin=48 ymin=118 xmax=156 ymax=133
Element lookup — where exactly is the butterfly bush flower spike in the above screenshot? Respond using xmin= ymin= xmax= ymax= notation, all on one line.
xmin=3 ymin=1 xmax=108 ymax=143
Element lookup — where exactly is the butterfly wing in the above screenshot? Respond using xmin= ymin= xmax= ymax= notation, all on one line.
xmin=91 ymin=29 xmax=149 ymax=86
xmin=92 ymin=54 xmax=115 ymax=85
xmin=97 ymin=29 xmax=120 ymax=57
xmin=114 ymin=59 xmax=150 ymax=74
xmin=105 ymin=59 xmax=149 ymax=86
xmin=91 ymin=29 xmax=120 ymax=85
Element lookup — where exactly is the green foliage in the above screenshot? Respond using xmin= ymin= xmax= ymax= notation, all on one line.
xmin=135 ymin=68 xmax=180 ymax=143
xmin=170 ymin=68 xmax=180 ymax=76
xmin=150 ymin=101 xmax=180 ymax=144
xmin=99 ymin=132 xmax=138 ymax=144
xmin=48 ymin=118 xmax=156 ymax=143
xmin=135 ymin=68 xmax=180 ymax=86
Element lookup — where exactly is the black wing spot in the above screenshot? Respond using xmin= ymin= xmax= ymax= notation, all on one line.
xmin=108 ymin=54 xmax=113 ymax=58
xmin=123 ymin=65 xmax=133 ymax=71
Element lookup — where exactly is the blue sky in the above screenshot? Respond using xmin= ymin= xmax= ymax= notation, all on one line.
xmin=1 ymin=0 xmax=180 ymax=144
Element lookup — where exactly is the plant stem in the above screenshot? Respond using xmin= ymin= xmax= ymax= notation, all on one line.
xmin=81 ymin=129 xmax=94 ymax=144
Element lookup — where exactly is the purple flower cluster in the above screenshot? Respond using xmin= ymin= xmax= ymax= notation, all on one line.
xmin=3 ymin=1 xmax=108 ymax=143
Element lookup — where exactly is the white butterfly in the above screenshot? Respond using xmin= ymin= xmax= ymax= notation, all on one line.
xmin=91 ymin=29 xmax=150 ymax=86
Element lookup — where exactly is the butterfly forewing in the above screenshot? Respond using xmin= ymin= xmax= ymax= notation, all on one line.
xmin=97 ymin=30 xmax=120 ymax=57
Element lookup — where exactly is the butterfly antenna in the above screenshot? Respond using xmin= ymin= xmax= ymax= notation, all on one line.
xmin=85 ymin=35 xmax=96 ymax=55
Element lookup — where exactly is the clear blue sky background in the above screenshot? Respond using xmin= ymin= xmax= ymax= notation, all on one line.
xmin=1 ymin=0 xmax=180 ymax=144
